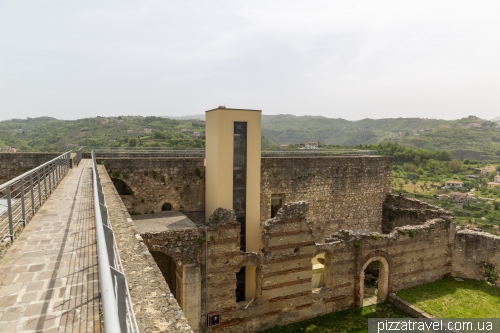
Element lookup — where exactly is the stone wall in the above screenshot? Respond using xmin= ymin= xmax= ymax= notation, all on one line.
xmin=0 ymin=153 xmax=65 ymax=184
xmin=97 ymin=155 xmax=392 ymax=236
xmin=382 ymin=194 xmax=453 ymax=233
xmin=452 ymin=227 xmax=500 ymax=286
xmin=99 ymin=165 xmax=193 ymax=332
xmin=260 ymin=156 xmax=393 ymax=240
xmin=96 ymin=157 xmax=206 ymax=223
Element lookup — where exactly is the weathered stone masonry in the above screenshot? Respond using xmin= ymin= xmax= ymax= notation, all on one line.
xmin=0 ymin=153 xmax=64 ymax=184
xmin=261 ymin=156 xmax=393 ymax=239
xmin=99 ymin=156 xmax=393 ymax=237
xmin=96 ymin=157 xmax=206 ymax=223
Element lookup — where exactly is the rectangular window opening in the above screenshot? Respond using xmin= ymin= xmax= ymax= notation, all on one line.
xmin=271 ymin=195 xmax=283 ymax=218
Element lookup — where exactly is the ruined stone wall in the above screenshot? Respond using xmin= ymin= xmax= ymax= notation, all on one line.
xmin=382 ymin=194 xmax=453 ymax=233
xmin=0 ymin=153 xmax=64 ymax=184
xmin=203 ymin=205 xmax=453 ymax=332
xmin=350 ymin=219 xmax=454 ymax=300
xmin=261 ymin=156 xmax=393 ymax=239
xmin=96 ymin=157 xmax=206 ymax=223
xmin=138 ymin=199 xmax=455 ymax=333
xmin=97 ymin=155 xmax=392 ymax=236
xmin=452 ymin=228 xmax=500 ymax=286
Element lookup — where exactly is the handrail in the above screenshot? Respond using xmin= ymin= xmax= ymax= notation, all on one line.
xmin=0 ymin=152 xmax=71 ymax=245
xmin=91 ymin=151 xmax=139 ymax=333
xmin=89 ymin=148 xmax=378 ymax=159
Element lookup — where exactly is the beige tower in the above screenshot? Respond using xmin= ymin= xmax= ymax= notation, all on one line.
xmin=205 ymin=106 xmax=261 ymax=300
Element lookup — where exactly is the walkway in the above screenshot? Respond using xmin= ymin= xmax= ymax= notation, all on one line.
xmin=0 ymin=160 xmax=102 ymax=332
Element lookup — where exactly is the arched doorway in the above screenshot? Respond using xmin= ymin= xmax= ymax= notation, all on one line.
xmin=111 ymin=178 xmax=133 ymax=195
xmin=359 ymin=256 xmax=389 ymax=307
xmin=162 ymin=202 xmax=172 ymax=211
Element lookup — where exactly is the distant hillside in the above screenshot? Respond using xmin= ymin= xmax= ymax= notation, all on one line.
xmin=2 ymin=114 xmax=500 ymax=161
xmin=261 ymin=114 xmax=500 ymax=161
xmin=165 ymin=114 xmax=205 ymax=120
xmin=0 ymin=115 xmax=277 ymax=152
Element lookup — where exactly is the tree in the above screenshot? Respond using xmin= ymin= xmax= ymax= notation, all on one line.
xmin=448 ymin=160 xmax=462 ymax=173
xmin=129 ymin=138 xmax=137 ymax=147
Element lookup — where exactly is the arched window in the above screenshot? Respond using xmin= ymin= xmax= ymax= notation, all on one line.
xmin=111 ymin=178 xmax=133 ymax=195
xmin=162 ymin=202 xmax=172 ymax=211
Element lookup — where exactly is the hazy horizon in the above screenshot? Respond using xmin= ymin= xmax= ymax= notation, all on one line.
xmin=1 ymin=1 xmax=499 ymax=122
xmin=1 ymin=112 xmax=494 ymax=123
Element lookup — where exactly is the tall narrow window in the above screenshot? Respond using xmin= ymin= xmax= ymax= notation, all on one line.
xmin=235 ymin=266 xmax=246 ymax=302
xmin=233 ymin=122 xmax=247 ymax=251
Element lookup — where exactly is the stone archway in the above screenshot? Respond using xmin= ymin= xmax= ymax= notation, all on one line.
xmin=359 ymin=256 xmax=389 ymax=306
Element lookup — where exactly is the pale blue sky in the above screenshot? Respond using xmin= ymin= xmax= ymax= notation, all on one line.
xmin=1 ymin=1 xmax=499 ymax=121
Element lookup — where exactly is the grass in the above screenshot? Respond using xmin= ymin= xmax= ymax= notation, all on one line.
xmin=396 ymin=277 xmax=500 ymax=318
xmin=260 ymin=301 xmax=410 ymax=333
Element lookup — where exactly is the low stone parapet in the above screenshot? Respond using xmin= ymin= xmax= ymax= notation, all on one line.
xmin=99 ymin=165 xmax=193 ymax=332
xmin=388 ymin=293 xmax=433 ymax=318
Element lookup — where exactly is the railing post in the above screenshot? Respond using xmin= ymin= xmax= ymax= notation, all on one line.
xmin=38 ymin=169 xmax=43 ymax=205
xmin=30 ymin=173 xmax=35 ymax=214
xmin=43 ymin=165 xmax=47 ymax=198
xmin=6 ymin=186 xmax=14 ymax=243
xmin=48 ymin=163 xmax=52 ymax=193
xmin=20 ymin=178 xmax=26 ymax=225
xmin=56 ymin=160 xmax=60 ymax=184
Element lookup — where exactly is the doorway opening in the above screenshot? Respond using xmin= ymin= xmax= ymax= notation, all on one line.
xmin=359 ymin=257 xmax=389 ymax=307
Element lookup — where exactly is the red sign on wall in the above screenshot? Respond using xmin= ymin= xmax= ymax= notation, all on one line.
xmin=207 ymin=311 xmax=221 ymax=327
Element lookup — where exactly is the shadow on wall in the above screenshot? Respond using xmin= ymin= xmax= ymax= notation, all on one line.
xmin=150 ymin=251 xmax=180 ymax=302
xmin=111 ymin=178 xmax=134 ymax=195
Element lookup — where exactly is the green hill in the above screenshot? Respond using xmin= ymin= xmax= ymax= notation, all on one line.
xmin=0 ymin=115 xmax=278 ymax=151
xmin=261 ymin=114 xmax=500 ymax=161
xmin=1 ymin=114 xmax=499 ymax=161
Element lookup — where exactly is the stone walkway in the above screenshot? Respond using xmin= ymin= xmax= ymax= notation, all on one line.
xmin=0 ymin=160 xmax=102 ymax=332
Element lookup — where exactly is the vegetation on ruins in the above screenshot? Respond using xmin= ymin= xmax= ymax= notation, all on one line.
xmin=396 ymin=277 xmax=500 ymax=318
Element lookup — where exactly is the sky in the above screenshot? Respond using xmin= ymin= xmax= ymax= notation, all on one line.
xmin=1 ymin=0 xmax=499 ymax=121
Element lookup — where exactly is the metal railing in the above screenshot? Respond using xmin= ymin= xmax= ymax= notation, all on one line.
xmin=88 ymin=147 xmax=378 ymax=159
xmin=91 ymin=151 xmax=139 ymax=333
xmin=261 ymin=149 xmax=378 ymax=157
xmin=0 ymin=152 xmax=71 ymax=245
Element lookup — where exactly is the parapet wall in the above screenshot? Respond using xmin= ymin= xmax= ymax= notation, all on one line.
xmin=452 ymin=227 xmax=500 ymax=286
xmin=382 ymin=194 xmax=453 ymax=233
xmin=0 ymin=153 xmax=64 ymax=184
xmin=99 ymin=165 xmax=193 ymax=332
xmin=261 ymin=156 xmax=393 ymax=239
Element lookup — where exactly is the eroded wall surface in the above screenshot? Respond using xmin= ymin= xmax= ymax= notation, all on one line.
xmin=260 ymin=156 xmax=393 ymax=239
xmin=194 ymin=203 xmax=454 ymax=332
xmin=452 ymin=228 xmax=500 ymax=287
xmin=382 ymin=194 xmax=453 ymax=233
xmin=97 ymin=155 xmax=392 ymax=236
xmin=0 ymin=153 xmax=64 ymax=184
xmin=97 ymin=157 xmax=206 ymax=223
